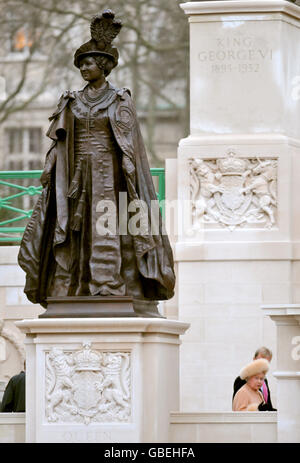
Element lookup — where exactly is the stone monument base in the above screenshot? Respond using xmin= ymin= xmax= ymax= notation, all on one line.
xmin=39 ymin=296 xmax=162 ymax=319
xmin=40 ymin=296 xmax=136 ymax=318
xmin=16 ymin=317 xmax=189 ymax=443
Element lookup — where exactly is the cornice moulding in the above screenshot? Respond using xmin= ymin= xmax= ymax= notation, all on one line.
xmin=180 ymin=0 xmax=300 ymax=20
xmin=273 ymin=371 xmax=300 ymax=379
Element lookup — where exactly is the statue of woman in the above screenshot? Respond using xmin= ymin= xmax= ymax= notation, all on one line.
xmin=18 ymin=10 xmax=175 ymax=316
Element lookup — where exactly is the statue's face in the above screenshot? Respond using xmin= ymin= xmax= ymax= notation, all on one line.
xmin=79 ymin=55 xmax=104 ymax=82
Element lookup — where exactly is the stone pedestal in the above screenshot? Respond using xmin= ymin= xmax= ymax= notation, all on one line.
xmin=174 ymin=0 xmax=300 ymax=411
xmin=16 ymin=317 xmax=189 ymax=443
xmin=40 ymin=296 xmax=136 ymax=318
xmin=262 ymin=304 xmax=300 ymax=443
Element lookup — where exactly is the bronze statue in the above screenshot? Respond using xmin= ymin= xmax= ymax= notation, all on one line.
xmin=18 ymin=10 xmax=175 ymax=317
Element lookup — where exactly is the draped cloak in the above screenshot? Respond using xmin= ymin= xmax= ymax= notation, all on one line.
xmin=18 ymin=84 xmax=175 ymax=306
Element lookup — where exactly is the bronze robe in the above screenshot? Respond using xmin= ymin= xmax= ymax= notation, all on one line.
xmin=18 ymin=83 xmax=175 ymax=307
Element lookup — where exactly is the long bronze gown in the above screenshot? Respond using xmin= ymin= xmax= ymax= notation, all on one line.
xmin=49 ymin=85 xmax=144 ymax=300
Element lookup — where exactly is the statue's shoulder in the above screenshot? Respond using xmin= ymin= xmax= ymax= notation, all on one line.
xmin=49 ymin=90 xmax=76 ymax=121
xmin=114 ymin=87 xmax=136 ymax=116
xmin=116 ymin=87 xmax=132 ymax=99
xmin=107 ymin=82 xmax=132 ymax=102
xmin=109 ymin=86 xmax=137 ymax=132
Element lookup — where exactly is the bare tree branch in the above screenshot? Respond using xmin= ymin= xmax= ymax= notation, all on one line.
xmin=0 ymin=0 xmax=189 ymax=163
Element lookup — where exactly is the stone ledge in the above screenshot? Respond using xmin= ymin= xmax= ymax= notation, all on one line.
xmin=170 ymin=411 xmax=278 ymax=443
xmin=170 ymin=411 xmax=277 ymax=423
xmin=0 ymin=413 xmax=25 ymax=424
xmin=273 ymin=371 xmax=300 ymax=379
xmin=262 ymin=304 xmax=300 ymax=314
xmin=178 ymin=134 xmax=300 ymax=147
xmin=262 ymin=305 xmax=300 ymax=326
xmin=16 ymin=317 xmax=190 ymax=337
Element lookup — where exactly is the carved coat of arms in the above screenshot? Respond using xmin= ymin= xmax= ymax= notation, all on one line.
xmin=190 ymin=150 xmax=277 ymax=230
xmin=45 ymin=343 xmax=131 ymax=425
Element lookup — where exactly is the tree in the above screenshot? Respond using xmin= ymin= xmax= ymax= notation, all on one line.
xmin=0 ymin=0 xmax=189 ymax=165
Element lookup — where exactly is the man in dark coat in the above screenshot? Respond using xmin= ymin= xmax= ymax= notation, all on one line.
xmin=0 ymin=370 xmax=25 ymax=412
xmin=233 ymin=347 xmax=277 ymax=411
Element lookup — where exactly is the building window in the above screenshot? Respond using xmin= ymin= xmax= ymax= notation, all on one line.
xmin=7 ymin=128 xmax=23 ymax=155
xmin=2 ymin=127 xmax=43 ymax=213
xmin=29 ymin=128 xmax=41 ymax=154
xmin=5 ymin=127 xmax=43 ymax=170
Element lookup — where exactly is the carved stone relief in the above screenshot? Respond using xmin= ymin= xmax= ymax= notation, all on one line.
xmin=45 ymin=342 xmax=131 ymax=425
xmin=189 ymin=149 xmax=277 ymax=230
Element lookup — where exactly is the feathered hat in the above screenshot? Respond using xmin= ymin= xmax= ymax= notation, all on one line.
xmin=74 ymin=9 xmax=122 ymax=68
xmin=239 ymin=358 xmax=269 ymax=380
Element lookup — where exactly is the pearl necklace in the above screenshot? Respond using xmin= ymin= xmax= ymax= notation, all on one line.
xmin=83 ymin=84 xmax=107 ymax=103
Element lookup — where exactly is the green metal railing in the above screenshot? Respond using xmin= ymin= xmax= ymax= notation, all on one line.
xmin=150 ymin=168 xmax=165 ymax=205
xmin=151 ymin=167 xmax=166 ymax=218
xmin=0 ymin=168 xmax=165 ymax=243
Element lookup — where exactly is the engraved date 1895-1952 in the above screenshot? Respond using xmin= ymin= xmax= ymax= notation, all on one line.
xmin=211 ymin=63 xmax=260 ymax=73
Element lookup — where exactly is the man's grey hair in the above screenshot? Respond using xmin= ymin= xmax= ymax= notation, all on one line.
xmin=254 ymin=346 xmax=272 ymax=359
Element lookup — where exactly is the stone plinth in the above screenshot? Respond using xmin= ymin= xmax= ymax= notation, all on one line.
xmin=0 ymin=413 xmax=26 ymax=443
xmin=174 ymin=0 xmax=300 ymax=412
xmin=262 ymin=304 xmax=300 ymax=443
xmin=40 ymin=296 xmax=136 ymax=318
xmin=16 ymin=317 xmax=189 ymax=443
xmin=181 ymin=0 xmax=300 ymax=138
xmin=178 ymin=0 xmax=300 ymax=244
xmin=170 ymin=411 xmax=277 ymax=443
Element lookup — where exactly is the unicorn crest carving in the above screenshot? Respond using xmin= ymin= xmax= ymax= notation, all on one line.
xmin=45 ymin=342 xmax=131 ymax=424
xmin=190 ymin=150 xmax=277 ymax=230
